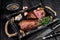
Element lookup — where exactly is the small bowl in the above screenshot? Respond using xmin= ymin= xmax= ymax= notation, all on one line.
xmin=6 ymin=3 xmax=19 ymax=11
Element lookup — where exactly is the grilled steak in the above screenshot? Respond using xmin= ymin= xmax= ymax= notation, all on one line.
xmin=27 ymin=12 xmax=37 ymax=19
xmin=33 ymin=7 xmax=46 ymax=19
xmin=18 ymin=20 xmax=38 ymax=31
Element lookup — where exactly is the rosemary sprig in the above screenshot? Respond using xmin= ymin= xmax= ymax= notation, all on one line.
xmin=38 ymin=16 xmax=51 ymax=26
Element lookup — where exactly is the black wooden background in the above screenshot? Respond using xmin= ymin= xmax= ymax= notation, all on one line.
xmin=1 ymin=0 xmax=60 ymax=40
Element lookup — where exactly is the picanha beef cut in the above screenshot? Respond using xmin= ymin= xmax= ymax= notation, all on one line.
xmin=18 ymin=7 xmax=46 ymax=31
xmin=18 ymin=20 xmax=38 ymax=31
xmin=33 ymin=7 xmax=46 ymax=19
xmin=27 ymin=12 xmax=37 ymax=19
